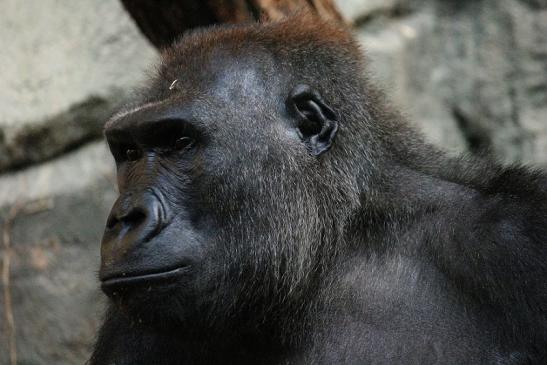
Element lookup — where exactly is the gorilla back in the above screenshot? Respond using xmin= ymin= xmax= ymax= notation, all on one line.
xmin=90 ymin=14 xmax=547 ymax=365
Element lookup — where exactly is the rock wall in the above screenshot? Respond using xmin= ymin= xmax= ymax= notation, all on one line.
xmin=340 ymin=0 xmax=547 ymax=162
xmin=0 ymin=0 xmax=545 ymax=363
xmin=0 ymin=1 xmax=156 ymax=364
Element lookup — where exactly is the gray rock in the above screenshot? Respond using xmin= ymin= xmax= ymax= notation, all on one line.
xmin=0 ymin=142 xmax=115 ymax=207
xmin=429 ymin=0 xmax=547 ymax=165
xmin=0 ymin=0 xmax=157 ymax=172
xmin=335 ymin=0 xmax=432 ymax=23
xmin=336 ymin=0 xmax=398 ymax=21
xmin=354 ymin=0 xmax=547 ymax=165
xmin=0 ymin=142 xmax=116 ymax=365
xmin=356 ymin=10 xmax=468 ymax=153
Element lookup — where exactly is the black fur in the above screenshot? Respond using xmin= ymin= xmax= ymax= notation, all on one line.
xmin=90 ymin=15 xmax=547 ymax=365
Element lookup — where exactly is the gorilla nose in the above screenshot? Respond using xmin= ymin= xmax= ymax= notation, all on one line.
xmin=102 ymin=192 xmax=167 ymax=262
xmin=106 ymin=205 xmax=147 ymax=233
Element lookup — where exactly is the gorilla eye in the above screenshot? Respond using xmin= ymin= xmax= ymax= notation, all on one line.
xmin=174 ymin=136 xmax=194 ymax=151
xmin=126 ymin=148 xmax=142 ymax=161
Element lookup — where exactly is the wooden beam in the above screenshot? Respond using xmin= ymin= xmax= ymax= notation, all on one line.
xmin=120 ymin=0 xmax=344 ymax=49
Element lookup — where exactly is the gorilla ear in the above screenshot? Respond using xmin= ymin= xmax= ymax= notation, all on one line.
xmin=288 ymin=84 xmax=339 ymax=156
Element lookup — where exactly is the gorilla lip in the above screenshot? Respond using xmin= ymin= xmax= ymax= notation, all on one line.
xmin=100 ymin=266 xmax=191 ymax=290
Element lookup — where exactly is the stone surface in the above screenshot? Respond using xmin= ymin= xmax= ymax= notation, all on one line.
xmin=356 ymin=10 xmax=468 ymax=153
xmin=354 ymin=0 xmax=547 ymax=165
xmin=336 ymin=0 xmax=398 ymax=21
xmin=0 ymin=142 xmax=116 ymax=365
xmin=0 ymin=142 xmax=115 ymax=207
xmin=431 ymin=0 xmax=547 ymax=165
xmin=0 ymin=0 xmax=157 ymax=172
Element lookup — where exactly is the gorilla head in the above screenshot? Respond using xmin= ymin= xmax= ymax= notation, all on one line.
xmin=100 ymin=15 xmax=366 ymax=331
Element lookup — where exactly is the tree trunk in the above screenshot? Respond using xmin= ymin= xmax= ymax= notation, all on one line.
xmin=120 ymin=0 xmax=344 ymax=49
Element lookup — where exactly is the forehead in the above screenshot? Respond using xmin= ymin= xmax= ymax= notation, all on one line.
xmin=106 ymin=43 xmax=284 ymax=131
xmin=160 ymin=42 xmax=283 ymax=104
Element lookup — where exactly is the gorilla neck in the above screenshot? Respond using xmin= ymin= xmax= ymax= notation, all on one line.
xmin=342 ymin=151 xmax=480 ymax=257
xmin=93 ymin=303 xmax=306 ymax=365
xmin=361 ymin=143 xmax=478 ymax=213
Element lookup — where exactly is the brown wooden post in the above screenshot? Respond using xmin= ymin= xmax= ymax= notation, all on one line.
xmin=120 ymin=0 xmax=345 ymax=49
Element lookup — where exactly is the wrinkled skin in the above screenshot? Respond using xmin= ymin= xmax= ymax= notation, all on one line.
xmin=90 ymin=15 xmax=547 ymax=365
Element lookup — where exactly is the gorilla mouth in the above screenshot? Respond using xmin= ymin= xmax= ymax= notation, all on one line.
xmin=100 ymin=266 xmax=191 ymax=291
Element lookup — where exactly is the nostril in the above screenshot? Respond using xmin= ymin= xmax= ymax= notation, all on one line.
xmin=106 ymin=215 xmax=119 ymax=230
xmin=120 ymin=208 xmax=147 ymax=227
xmin=106 ymin=207 xmax=147 ymax=232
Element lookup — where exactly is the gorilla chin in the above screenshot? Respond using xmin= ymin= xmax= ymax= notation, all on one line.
xmin=101 ymin=264 xmax=202 ymax=328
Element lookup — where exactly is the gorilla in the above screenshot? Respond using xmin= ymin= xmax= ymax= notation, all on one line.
xmin=90 ymin=14 xmax=547 ymax=365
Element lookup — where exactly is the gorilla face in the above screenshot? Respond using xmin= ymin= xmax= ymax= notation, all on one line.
xmin=100 ymin=50 xmax=343 ymax=326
